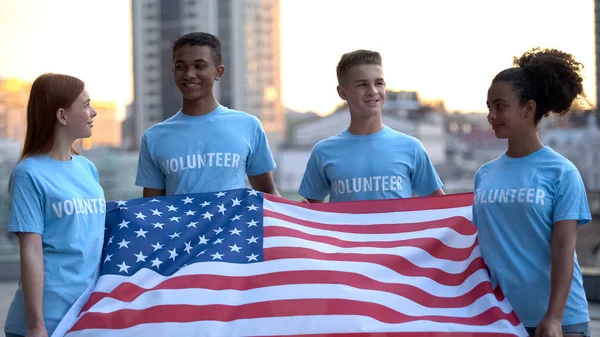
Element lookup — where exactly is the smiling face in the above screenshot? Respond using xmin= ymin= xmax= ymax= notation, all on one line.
xmin=337 ymin=64 xmax=386 ymax=118
xmin=172 ymin=44 xmax=225 ymax=101
xmin=486 ymin=80 xmax=536 ymax=139
xmin=58 ymin=89 xmax=97 ymax=139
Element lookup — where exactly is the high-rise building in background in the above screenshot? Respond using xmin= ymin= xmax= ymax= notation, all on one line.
xmin=125 ymin=0 xmax=284 ymax=151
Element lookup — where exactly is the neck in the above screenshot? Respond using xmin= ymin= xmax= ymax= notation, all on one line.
xmin=506 ymin=130 xmax=543 ymax=158
xmin=181 ymin=94 xmax=219 ymax=116
xmin=348 ymin=113 xmax=383 ymax=135
xmin=46 ymin=129 xmax=76 ymax=161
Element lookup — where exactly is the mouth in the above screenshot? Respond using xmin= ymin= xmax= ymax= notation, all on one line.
xmin=364 ymin=99 xmax=379 ymax=105
xmin=181 ymin=83 xmax=201 ymax=89
xmin=87 ymin=122 xmax=93 ymax=127
xmin=491 ymin=124 xmax=504 ymax=131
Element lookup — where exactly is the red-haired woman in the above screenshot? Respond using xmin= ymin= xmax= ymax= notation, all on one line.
xmin=4 ymin=74 xmax=105 ymax=337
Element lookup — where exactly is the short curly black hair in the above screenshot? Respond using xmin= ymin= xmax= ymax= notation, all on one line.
xmin=493 ymin=48 xmax=585 ymax=125
xmin=172 ymin=32 xmax=222 ymax=65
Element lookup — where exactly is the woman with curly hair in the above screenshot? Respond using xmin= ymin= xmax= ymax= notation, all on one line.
xmin=473 ymin=48 xmax=592 ymax=337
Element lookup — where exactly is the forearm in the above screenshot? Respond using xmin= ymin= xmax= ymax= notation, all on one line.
xmin=19 ymin=234 xmax=45 ymax=329
xmin=546 ymin=223 xmax=577 ymax=320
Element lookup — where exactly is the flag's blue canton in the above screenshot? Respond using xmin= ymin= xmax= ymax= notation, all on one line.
xmin=101 ymin=188 xmax=264 ymax=277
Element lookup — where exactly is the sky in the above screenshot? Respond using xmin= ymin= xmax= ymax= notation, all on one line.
xmin=0 ymin=0 xmax=596 ymax=118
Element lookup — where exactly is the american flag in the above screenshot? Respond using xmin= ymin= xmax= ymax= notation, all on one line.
xmin=53 ymin=188 xmax=526 ymax=337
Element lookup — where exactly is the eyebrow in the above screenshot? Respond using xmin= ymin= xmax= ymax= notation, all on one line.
xmin=83 ymin=99 xmax=90 ymax=105
xmin=174 ymin=59 xmax=209 ymax=64
xmin=353 ymin=78 xmax=384 ymax=84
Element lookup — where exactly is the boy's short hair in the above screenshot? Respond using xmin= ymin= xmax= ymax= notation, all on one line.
xmin=172 ymin=32 xmax=222 ymax=65
xmin=336 ymin=50 xmax=382 ymax=84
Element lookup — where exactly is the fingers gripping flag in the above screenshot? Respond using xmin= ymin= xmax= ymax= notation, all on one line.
xmin=53 ymin=188 xmax=527 ymax=337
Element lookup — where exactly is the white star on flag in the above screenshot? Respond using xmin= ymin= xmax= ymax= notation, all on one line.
xmin=116 ymin=200 xmax=127 ymax=206
xmin=168 ymin=248 xmax=178 ymax=261
xmin=229 ymin=244 xmax=242 ymax=253
xmin=200 ymin=201 xmax=211 ymax=207
xmin=217 ymin=204 xmax=227 ymax=215
xmin=182 ymin=197 xmax=194 ymax=204
xmin=211 ymin=252 xmax=224 ymax=260
xmin=151 ymin=209 xmax=163 ymax=216
xmin=118 ymin=220 xmax=130 ymax=229
xmin=169 ymin=216 xmax=180 ymax=222
xmin=152 ymin=222 xmax=165 ymax=229
xmin=202 ymin=211 xmax=213 ymax=221
xmin=167 ymin=205 xmax=178 ymax=212
xmin=103 ymin=254 xmax=112 ymax=263
xmin=150 ymin=257 xmax=162 ymax=269
xmin=231 ymin=198 xmax=242 ymax=206
xmin=135 ymin=212 xmax=147 ymax=220
xmin=117 ymin=239 xmax=130 ymax=249
xmin=134 ymin=251 xmax=147 ymax=262
xmin=230 ymin=228 xmax=242 ymax=236
xmin=117 ymin=261 xmax=130 ymax=273
xmin=198 ymin=235 xmax=209 ymax=245
xmin=215 ymin=191 xmax=226 ymax=198
xmin=169 ymin=232 xmax=181 ymax=239
xmin=184 ymin=241 xmax=193 ymax=254
xmin=151 ymin=242 xmax=164 ymax=251
xmin=246 ymin=220 xmax=259 ymax=227
xmin=247 ymin=204 xmax=259 ymax=211
xmin=185 ymin=210 xmax=196 ymax=216
xmin=246 ymin=236 xmax=259 ymax=244
xmin=246 ymin=253 xmax=259 ymax=262
xmin=134 ymin=228 xmax=148 ymax=238
xmin=186 ymin=222 xmax=198 ymax=228
xmin=247 ymin=190 xmax=259 ymax=196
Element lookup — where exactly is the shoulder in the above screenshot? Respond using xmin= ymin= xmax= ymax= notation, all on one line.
xmin=541 ymin=147 xmax=578 ymax=171
xmin=142 ymin=113 xmax=181 ymax=138
xmin=311 ymin=131 xmax=348 ymax=152
xmin=11 ymin=155 xmax=46 ymax=178
xmin=221 ymin=106 xmax=262 ymax=127
xmin=73 ymin=155 xmax=98 ymax=173
xmin=385 ymin=127 xmax=424 ymax=148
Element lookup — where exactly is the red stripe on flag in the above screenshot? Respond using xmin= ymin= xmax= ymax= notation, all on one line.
xmin=69 ymin=299 xmax=521 ymax=332
xmin=264 ymin=210 xmax=476 ymax=235
xmin=264 ymin=226 xmax=477 ymax=262
xmin=265 ymin=247 xmax=487 ymax=286
xmin=265 ymin=193 xmax=474 ymax=214
xmin=77 ymin=270 xmax=503 ymax=313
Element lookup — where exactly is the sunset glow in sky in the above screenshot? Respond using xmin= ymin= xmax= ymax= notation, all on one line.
xmin=0 ymin=0 xmax=596 ymax=118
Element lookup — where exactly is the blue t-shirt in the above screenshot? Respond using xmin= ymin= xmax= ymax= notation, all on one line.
xmin=5 ymin=155 xmax=105 ymax=337
xmin=135 ymin=105 xmax=276 ymax=196
xmin=299 ymin=126 xmax=443 ymax=202
xmin=473 ymin=146 xmax=590 ymax=327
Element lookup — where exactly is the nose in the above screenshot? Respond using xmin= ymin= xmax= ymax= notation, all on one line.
xmin=184 ymin=67 xmax=196 ymax=79
xmin=90 ymin=106 xmax=98 ymax=119
xmin=367 ymin=84 xmax=377 ymax=95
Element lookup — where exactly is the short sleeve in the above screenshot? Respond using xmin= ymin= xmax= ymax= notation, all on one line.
xmin=411 ymin=140 xmax=444 ymax=196
xmin=246 ymin=118 xmax=276 ymax=176
xmin=553 ymin=169 xmax=591 ymax=226
xmin=471 ymin=170 xmax=480 ymax=228
xmin=298 ymin=146 xmax=330 ymax=201
xmin=135 ymin=133 xmax=165 ymax=189
xmin=8 ymin=174 xmax=45 ymax=234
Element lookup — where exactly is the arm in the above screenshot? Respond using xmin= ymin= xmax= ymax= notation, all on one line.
xmin=135 ymin=133 xmax=166 ymax=195
xmin=535 ymin=220 xmax=578 ymax=336
xmin=428 ymin=188 xmax=445 ymax=196
xmin=143 ymin=188 xmax=166 ymax=198
xmin=411 ymin=141 xmax=444 ymax=197
xmin=248 ymin=172 xmax=280 ymax=196
xmin=19 ymin=233 xmax=47 ymax=336
xmin=546 ymin=220 xmax=579 ymax=320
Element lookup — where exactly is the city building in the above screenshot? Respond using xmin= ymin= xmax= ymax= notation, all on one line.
xmin=126 ymin=0 xmax=284 ymax=151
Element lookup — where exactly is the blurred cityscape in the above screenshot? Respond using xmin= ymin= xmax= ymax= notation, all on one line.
xmin=0 ymin=0 xmax=599 ymax=309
